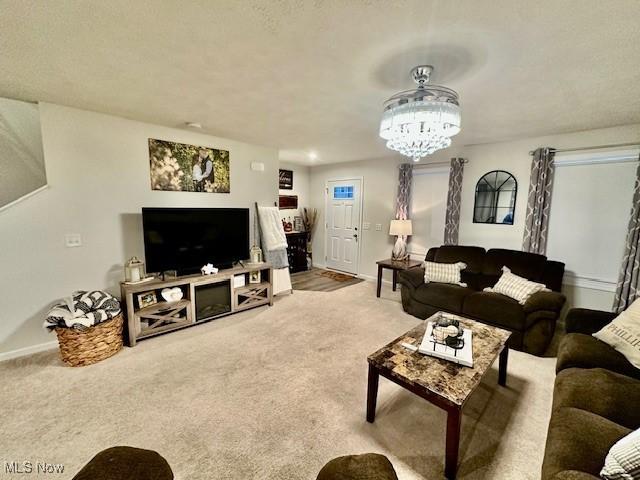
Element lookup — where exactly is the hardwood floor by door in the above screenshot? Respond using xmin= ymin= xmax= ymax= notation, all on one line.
xmin=291 ymin=267 xmax=364 ymax=292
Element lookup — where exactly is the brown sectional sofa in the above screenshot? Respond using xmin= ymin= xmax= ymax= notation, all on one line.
xmin=542 ymin=308 xmax=640 ymax=479
xmin=398 ymin=245 xmax=566 ymax=355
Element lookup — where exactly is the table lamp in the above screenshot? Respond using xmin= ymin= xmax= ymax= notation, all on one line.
xmin=389 ymin=219 xmax=412 ymax=261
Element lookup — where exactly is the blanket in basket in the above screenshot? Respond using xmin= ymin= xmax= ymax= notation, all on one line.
xmin=44 ymin=290 xmax=121 ymax=330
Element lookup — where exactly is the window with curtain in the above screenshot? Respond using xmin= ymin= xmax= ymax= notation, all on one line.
xmin=546 ymin=149 xmax=639 ymax=289
xmin=409 ymin=167 xmax=449 ymax=258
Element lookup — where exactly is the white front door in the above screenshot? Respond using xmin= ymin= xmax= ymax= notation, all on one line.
xmin=325 ymin=179 xmax=362 ymax=275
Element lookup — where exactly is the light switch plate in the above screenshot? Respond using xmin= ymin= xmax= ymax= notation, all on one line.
xmin=65 ymin=233 xmax=82 ymax=247
xmin=362 ymin=222 xmax=371 ymax=230
xmin=375 ymin=223 xmax=382 ymax=231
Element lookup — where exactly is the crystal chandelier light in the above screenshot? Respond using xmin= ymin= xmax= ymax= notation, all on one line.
xmin=379 ymin=65 xmax=461 ymax=162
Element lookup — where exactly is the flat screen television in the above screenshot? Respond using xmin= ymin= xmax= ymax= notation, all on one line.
xmin=142 ymin=207 xmax=250 ymax=275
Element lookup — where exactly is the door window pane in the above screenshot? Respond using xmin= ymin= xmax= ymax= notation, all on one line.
xmin=333 ymin=186 xmax=353 ymax=199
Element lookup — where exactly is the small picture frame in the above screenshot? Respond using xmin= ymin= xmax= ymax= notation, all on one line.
xmin=249 ymin=271 xmax=261 ymax=284
xmin=137 ymin=291 xmax=157 ymax=309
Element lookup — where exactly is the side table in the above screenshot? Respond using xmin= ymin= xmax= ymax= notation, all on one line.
xmin=376 ymin=258 xmax=422 ymax=297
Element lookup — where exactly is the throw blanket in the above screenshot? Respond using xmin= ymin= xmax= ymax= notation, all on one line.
xmin=44 ymin=290 xmax=121 ymax=330
xmin=263 ymin=248 xmax=289 ymax=270
xmin=257 ymin=206 xmax=289 ymax=269
xmin=257 ymin=206 xmax=287 ymax=251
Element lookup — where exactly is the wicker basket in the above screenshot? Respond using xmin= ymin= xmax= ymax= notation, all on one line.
xmin=54 ymin=314 xmax=124 ymax=367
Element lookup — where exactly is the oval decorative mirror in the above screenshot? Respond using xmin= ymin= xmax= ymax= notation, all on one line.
xmin=473 ymin=170 xmax=517 ymax=225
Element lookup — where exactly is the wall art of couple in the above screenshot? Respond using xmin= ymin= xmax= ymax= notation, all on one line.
xmin=148 ymin=138 xmax=230 ymax=193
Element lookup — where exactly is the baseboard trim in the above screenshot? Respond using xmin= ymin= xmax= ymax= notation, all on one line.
xmin=357 ymin=273 xmax=391 ymax=286
xmin=563 ymin=274 xmax=617 ymax=293
xmin=0 ymin=340 xmax=58 ymax=363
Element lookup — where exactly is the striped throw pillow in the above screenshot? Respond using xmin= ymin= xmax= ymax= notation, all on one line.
xmin=423 ymin=261 xmax=467 ymax=287
xmin=484 ymin=266 xmax=547 ymax=304
xmin=601 ymin=428 xmax=640 ymax=480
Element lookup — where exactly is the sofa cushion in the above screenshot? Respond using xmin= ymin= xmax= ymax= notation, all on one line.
xmin=72 ymin=446 xmax=174 ymax=480
xmin=541 ymin=260 xmax=566 ymax=293
xmin=549 ymin=472 xmax=600 ymax=480
xmin=554 ymin=368 xmax=640 ymax=430
xmin=565 ymin=308 xmax=617 ymax=335
xmin=542 ymin=407 xmax=631 ymax=480
xmin=412 ymin=283 xmax=474 ymax=312
xmin=398 ymin=267 xmax=425 ymax=289
xmin=480 ymin=248 xmax=547 ymax=289
xmin=433 ymin=245 xmax=486 ymax=273
xmin=316 ymin=453 xmax=398 ymax=480
xmin=462 ymin=291 xmax=526 ymax=330
xmin=523 ymin=291 xmax=566 ymax=314
xmin=556 ymin=334 xmax=640 ymax=380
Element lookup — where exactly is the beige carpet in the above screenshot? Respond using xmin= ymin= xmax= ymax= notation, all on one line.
xmin=0 ymin=282 xmax=555 ymax=479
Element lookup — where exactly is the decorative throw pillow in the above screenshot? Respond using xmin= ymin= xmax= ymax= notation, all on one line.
xmin=423 ymin=261 xmax=467 ymax=287
xmin=483 ymin=266 xmax=548 ymax=305
xmin=601 ymin=428 xmax=640 ymax=479
xmin=594 ymin=298 xmax=640 ymax=369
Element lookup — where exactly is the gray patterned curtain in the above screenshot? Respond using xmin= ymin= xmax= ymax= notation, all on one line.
xmin=395 ymin=163 xmax=413 ymax=220
xmin=613 ymin=158 xmax=640 ymax=313
xmin=444 ymin=158 xmax=465 ymax=245
xmin=522 ymin=148 xmax=555 ymax=254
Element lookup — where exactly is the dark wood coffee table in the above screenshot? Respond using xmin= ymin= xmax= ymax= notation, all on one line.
xmin=376 ymin=258 xmax=422 ymax=297
xmin=366 ymin=314 xmax=511 ymax=480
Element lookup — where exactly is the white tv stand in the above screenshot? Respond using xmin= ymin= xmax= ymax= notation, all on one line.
xmin=120 ymin=263 xmax=273 ymax=346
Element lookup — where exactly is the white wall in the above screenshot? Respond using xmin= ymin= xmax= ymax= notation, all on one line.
xmin=410 ymin=166 xmax=450 ymax=258
xmin=309 ymin=156 xmax=408 ymax=281
xmin=458 ymin=125 xmax=640 ymax=250
xmin=0 ymin=103 xmax=278 ymax=357
xmin=309 ymin=123 xmax=640 ymax=312
xmin=278 ymin=161 xmax=310 ymax=223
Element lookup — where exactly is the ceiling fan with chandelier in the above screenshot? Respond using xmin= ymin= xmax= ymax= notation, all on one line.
xmin=379 ymin=65 xmax=461 ymax=162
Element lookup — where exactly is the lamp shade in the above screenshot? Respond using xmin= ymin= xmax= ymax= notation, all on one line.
xmin=389 ymin=219 xmax=412 ymax=236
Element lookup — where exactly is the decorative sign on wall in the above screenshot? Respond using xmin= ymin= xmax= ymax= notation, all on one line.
xmin=148 ymin=138 xmax=230 ymax=193
xmin=279 ymin=169 xmax=293 ymax=190
xmin=279 ymin=195 xmax=298 ymax=210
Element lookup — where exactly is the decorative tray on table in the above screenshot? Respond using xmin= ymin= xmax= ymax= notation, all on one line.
xmin=418 ymin=315 xmax=474 ymax=367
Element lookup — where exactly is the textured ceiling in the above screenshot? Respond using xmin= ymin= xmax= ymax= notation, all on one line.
xmin=1 ymin=0 xmax=639 ymax=165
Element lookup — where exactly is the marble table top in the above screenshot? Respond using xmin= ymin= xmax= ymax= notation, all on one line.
xmin=368 ymin=314 xmax=511 ymax=407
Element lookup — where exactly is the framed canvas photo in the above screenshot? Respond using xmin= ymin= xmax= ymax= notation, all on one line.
xmin=279 ymin=169 xmax=293 ymax=190
xmin=137 ymin=291 xmax=157 ymax=309
xmin=148 ymin=138 xmax=230 ymax=193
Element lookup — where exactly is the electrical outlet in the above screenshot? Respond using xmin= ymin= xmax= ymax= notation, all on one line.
xmin=65 ymin=233 xmax=82 ymax=248
xmin=362 ymin=222 xmax=371 ymax=230
xmin=375 ymin=223 xmax=382 ymax=231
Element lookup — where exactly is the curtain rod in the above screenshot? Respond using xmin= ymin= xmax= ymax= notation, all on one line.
xmin=412 ymin=158 xmax=469 ymax=169
xmin=528 ymin=141 xmax=640 ymax=156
